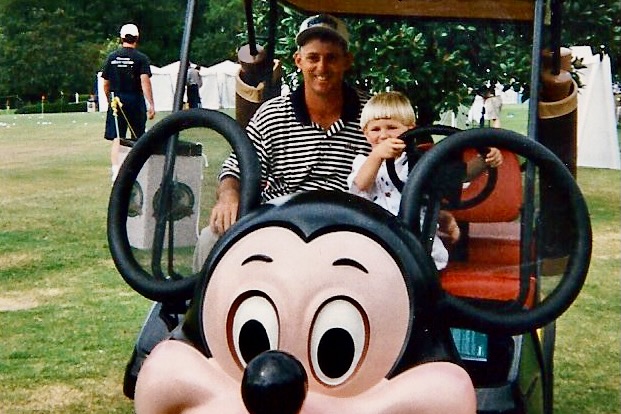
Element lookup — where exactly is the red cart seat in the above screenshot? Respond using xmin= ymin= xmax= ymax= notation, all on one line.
xmin=441 ymin=149 xmax=536 ymax=307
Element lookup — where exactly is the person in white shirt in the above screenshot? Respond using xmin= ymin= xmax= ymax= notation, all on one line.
xmin=186 ymin=64 xmax=203 ymax=108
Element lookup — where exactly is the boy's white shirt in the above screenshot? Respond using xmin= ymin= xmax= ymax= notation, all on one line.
xmin=348 ymin=153 xmax=449 ymax=270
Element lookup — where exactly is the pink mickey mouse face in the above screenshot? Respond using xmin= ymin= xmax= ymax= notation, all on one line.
xmin=133 ymin=193 xmax=467 ymax=414
xmin=201 ymin=226 xmax=411 ymax=397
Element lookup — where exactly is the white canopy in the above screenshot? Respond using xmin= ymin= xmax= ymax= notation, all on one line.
xmin=571 ymin=46 xmax=620 ymax=170
xmin=159 ymin=60 xmax=240 ymax=110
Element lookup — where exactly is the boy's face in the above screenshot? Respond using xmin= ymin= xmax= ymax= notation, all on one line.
xmin=363 ymin=118 xmax=413 ymax=147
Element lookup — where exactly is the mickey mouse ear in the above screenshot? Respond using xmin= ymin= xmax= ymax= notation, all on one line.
xmin=108 ymin=109 xmax=261 ymax=302
xmin=399 ymin=128 xmax=591 ymax=335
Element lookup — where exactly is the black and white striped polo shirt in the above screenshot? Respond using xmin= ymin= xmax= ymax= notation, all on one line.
xmin=220 ymin=84 xmax=371 ymax=202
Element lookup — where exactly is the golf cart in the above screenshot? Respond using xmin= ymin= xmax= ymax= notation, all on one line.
xmin=107 ymin=1 xmax=591 ymax=413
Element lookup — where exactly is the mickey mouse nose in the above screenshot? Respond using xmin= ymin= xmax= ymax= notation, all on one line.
xmin=242 ymin=350 xmax=308 ymax=414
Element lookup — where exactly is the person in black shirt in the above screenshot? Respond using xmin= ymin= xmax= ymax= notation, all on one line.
xmin=102 ymin=23 xmax=155 ymax=181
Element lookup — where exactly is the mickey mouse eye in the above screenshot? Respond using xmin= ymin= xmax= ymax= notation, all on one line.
xmin=230 ymin=294 xmax=279 ymax=367
xmin=310 ymin=298 xmax=368 ymax=386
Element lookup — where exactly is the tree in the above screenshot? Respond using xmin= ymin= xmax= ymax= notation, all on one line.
xmin=0 ymin=0 xmax=246 ymax=102
xmin=256 ymin=2 xmax=616 ymax=123
xmin=0 ymin=0 xmax=617 ymax=106
xmin=563 ymin=0 xmax=620 ymax=80
xmin=0 ymin=0 xmax=186 ymax=101
xmin=190 ymin=0 xmax=246 ymax=67
xmin=260 ymin=6 xmax=533 ymax=123
xmin=0 ymin=3 xmax=100 ymax=102
xmin=67 ymin=0 xmax=186 ymax=66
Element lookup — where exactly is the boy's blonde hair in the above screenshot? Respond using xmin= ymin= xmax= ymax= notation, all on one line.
xmin=360 ymin=91 xmax=416 ymax=130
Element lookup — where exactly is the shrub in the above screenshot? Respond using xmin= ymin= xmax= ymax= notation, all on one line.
xmin=15 ymin=101 xmax=87 ymax=114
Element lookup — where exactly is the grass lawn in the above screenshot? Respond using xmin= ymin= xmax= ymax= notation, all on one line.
xmin=0 ymin=107 xmax=619 ymax=413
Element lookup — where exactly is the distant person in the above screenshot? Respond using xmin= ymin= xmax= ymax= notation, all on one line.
xmin=483 ymin=87 xmax=502 ymax=128
xmin=186 ymin=64 xmax=203 ymax=109
xmin=467 ymin=88 xmax=485 ymax=128
xmin=102 ymin=23 xmax=155 ymax=182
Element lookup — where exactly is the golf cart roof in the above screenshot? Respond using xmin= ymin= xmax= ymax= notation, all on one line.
xmin=280 ymin=0 xmax=535 ymax=21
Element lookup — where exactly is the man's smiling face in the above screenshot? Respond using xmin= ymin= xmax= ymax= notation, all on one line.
xmin=294 ymin=38 xmax=353 ymax=98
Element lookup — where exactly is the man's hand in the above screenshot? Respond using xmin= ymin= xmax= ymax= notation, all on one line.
xmin=209 ymin=177 xmax=241 ymax=235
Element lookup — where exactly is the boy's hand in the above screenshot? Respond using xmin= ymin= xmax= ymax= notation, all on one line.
xmin=372 ymin=138 xmax=406 ymax=160
xmin=484 ymin=147 xmax=503 ymax=168
xmin=437 ymin=210 xmax=460 ymax=244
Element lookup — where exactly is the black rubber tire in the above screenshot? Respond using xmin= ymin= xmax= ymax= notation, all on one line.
xmin=107 ymin=109 xmax=261 ymax=302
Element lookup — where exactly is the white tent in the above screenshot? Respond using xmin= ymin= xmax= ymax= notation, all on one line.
xmin=160 ymin=60 xmax=240 ymax=110
xmin=201 ymin=60 xmax=239 ymax=109
xmin=571 ymin=46 xmax=620 ymax=170
xmin=97 ymin=60 xmax=240 ymax=112
xmin=97 ymin=65 xmax=175 ymax=112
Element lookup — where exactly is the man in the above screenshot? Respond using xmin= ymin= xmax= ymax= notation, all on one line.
xmin=186 ymin=64 xmax=203 ymax=108
xmin=102 ymin=23 xmax=155 ymax=182
xmin=194 ymin=14 xmax=373 ymax=267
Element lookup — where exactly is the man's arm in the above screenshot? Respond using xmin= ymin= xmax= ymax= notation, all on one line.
xmin=103 ymin=79 xmax=111 ymax=100
xmin=209 ymin=176 xmax=241 ymax=235
xmin=140 ymin=74 xmax=155 ymax=119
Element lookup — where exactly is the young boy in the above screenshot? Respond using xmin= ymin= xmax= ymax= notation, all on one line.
xmin=347 ymin=91 xmax=502 ymax=270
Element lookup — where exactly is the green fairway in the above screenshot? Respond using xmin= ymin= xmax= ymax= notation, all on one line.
xmin=0 ymin=108 xmax=619 ymax=413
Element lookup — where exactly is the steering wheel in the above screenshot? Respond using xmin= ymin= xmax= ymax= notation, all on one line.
xmin=107 ymin=109 xmax=261 ymax=303
xmin=399 ymin=128 xmax=591 ymax=335
xmin=386 ymin=126 xmax=498 ymax=210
